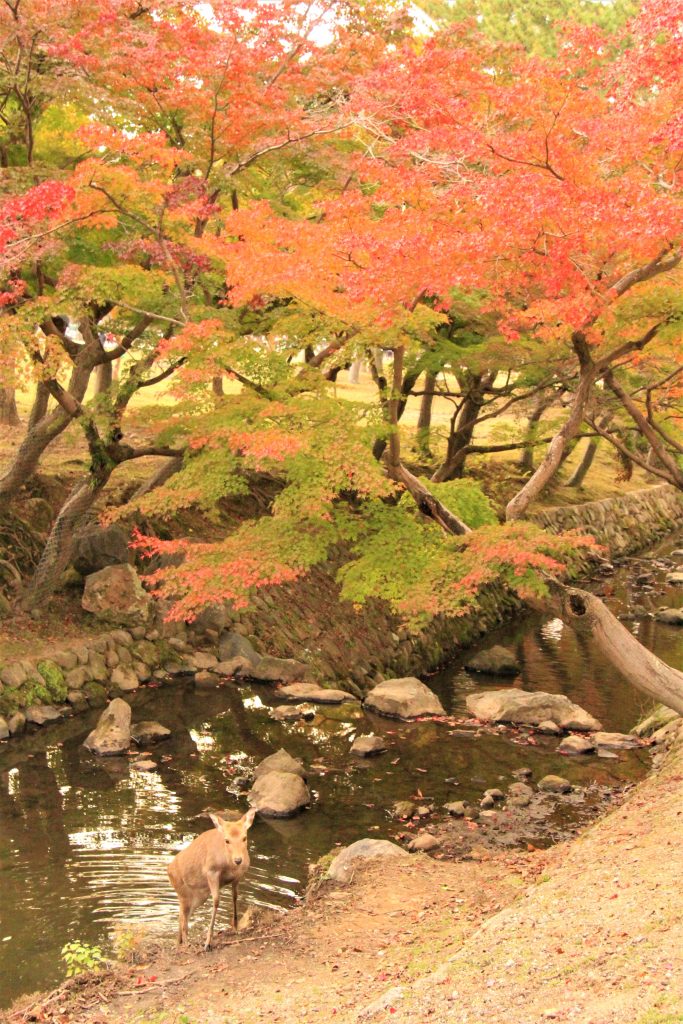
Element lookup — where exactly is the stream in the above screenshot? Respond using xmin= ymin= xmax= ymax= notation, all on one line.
xmin=0 ymin=534 xmax=681 ymax=1007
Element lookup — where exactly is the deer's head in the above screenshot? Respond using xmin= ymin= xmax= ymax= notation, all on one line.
xmin=209 ymin=809 xmax=256 ymax=869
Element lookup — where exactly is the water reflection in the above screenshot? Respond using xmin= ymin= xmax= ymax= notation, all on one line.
xmin=0 ymin=533 xmax=681 ymax=1006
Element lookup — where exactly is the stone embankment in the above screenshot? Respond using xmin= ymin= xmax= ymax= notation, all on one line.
xmin=0 ymin=484 xmax=681 ymax=743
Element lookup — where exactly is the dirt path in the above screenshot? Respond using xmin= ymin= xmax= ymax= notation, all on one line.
xmin=6 ymin=741 xmax=683 ymax=1024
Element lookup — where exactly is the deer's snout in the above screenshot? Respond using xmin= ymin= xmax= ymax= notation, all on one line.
xmin=234 ymin=856 xmax=243 ymax=865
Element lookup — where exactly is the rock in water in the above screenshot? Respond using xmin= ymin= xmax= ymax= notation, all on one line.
xmin=364 ymin=677 xmax=445 ymax=719
xmin=248 ymin=770 xmax=310 ymax=817
xmin=326 ymin=839 xmax=409 ymax=883
xmin=83 ymin=698 xmax=132 ymax=755
xmin=558 ymin=734 xmax=596 ymax=755
xmin=253 ymin=748 xmax=307 ymax=780
xmin=538 ymin=775 xmax=572 ymax=793
xmin=665 ymin=571 xmax=683 ymax=585
xmin=464 ymin=645 xmax=520 ymax=676
xmin=131 ymin=721 xmax=171 ymax=745
xmin=466 ymin=689 xmax=602 ymax=731
xmin=270 ymin=704 xmax=316 ymax=722
xmin=278 ymin=682 xmax=353 ymax=704
xmin=82 ymin=565 xmax=151 ymax=626
xmin=654 ymin=608 xmax=683 ymax=625
xmin=350 ymin=734 xmax=388 ymax=757
xmin=592 ymin=731 xmax=641 ymax=750
xmin=26 ymin=705 xmax=64 ymax=726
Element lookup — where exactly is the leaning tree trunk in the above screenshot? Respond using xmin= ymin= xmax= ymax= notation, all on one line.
xmin=567 ymin=438 xmax=599 ymax=488
xmin=94 ymin=361 xmax=113 ymax=396
xmin=132 ymin=454 xmax=183 ymax=499
xmin=0 ymin=388 xmax=20 ymax=426
xmin=557 ymin=584 xmax=683 ymax=715
xmin=506 ymin=348 xmax=597 ymax=521
xmin=22 ymin=475 xmax=108 ymax=609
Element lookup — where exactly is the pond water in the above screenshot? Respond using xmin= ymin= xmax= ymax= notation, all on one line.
xmin=0 ymin=535 xmax=681 ymax=1007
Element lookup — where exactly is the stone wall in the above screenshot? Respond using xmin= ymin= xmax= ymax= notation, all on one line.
xmin=531 ymin=484 xmax=683 ymax=556
xmin=1 ymin=483 xmax=681 ymax=742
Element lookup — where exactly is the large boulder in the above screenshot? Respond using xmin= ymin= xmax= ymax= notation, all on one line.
xmin=218 ymin=631 xmax=260 ymax=668
xmin=466 ymin=689 xmax=602 ymax=731
xmin=248 ymin=770 xmax=310 ymax=817
xmin=364 ymin=677 xmax=444 ymax=720
xmin=326 ymin=839 xmax=409 ymax=883
xmin=83 ymin=698 xmax=132 ymax=755
xmin=82 ymin=565 xmax=151 ymax=626
xmin=254 ymin=748 xmax=306 ymax=780
xmin=464 ymin=645 xmax=520 ymax=676
xmin=72 ymin=523 xmax=132 ymax=576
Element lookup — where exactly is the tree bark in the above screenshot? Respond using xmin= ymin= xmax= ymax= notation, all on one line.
xmin=212 ymin=375 xmax=224 ymax=396
xmin=517 ymin=394 xmax=552 ymax=473
xmin=416 ymin=371 xmax=436 ymax=456
xmin=556 ymin=584 xmax=683 ymax=715
xmin=133 ymin=454 xmax=183 ymax=498
xmin=94 ymin=360 xmax=113 ymax=395
xmin=0 ymin=388 xmax=20 ymax=426
xmin=506 ymin=335 xmax=597 ymax=520
xmin=22 ymin=476 xmax=108 ymax=606
xmin=431 ymin=372 xmax=493 ymax=482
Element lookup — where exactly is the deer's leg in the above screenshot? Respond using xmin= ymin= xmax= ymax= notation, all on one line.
xmin=205 ymin=873 xmax=221 ymax=951
xmin=232 ymin=881 xmax=239 ymax=930
xmin=178 ymin=900 xmax=190 ymax=946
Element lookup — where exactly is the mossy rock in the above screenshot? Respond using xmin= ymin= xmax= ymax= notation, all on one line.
xmin=37 ymin=660 xmax=67 ymax=703
xmin=20 ymin=678 xmax=52 ymax=709
xmin=0 ymin=689 xmax=20 ymax=717
xmin=84 ymin=681 xmax=108 ymax=707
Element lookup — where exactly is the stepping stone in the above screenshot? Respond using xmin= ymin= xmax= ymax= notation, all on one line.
xmin=278 ymin=683 xmax=354 ymax=704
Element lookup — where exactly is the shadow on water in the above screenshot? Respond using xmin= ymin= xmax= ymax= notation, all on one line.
xmin=0 ymin=533 xmax=681 ymax=1005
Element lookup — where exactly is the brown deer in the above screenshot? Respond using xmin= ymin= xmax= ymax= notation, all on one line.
xmin=167 ymin=809 xmax=256 ymax=950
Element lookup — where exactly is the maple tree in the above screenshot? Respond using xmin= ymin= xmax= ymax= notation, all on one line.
xmin=1 ymin=0 xmax=682 ymax=712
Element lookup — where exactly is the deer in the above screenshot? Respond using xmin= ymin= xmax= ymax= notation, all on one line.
xmin=167 ymin=808 xmax=257 ymax=950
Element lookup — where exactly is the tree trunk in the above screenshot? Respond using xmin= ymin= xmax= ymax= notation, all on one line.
xmin=557 ymin=584 xmax=683 ymax=715
xmin=212 ymin=375 xmax=224 ymax=396
xmin=431 ymin=372 xmax=493 ymax=482
xmin=566 ymin=412 xmax=613 ymax=488
xmin=567 ymin=438 xmax=599 ymax=488
xmin=517 ymin=394 xmax=554 ymax=473
xmin=0 ymin=356 xmax=98 ymax=500
xmin=0 ymin=388 xmax=20 ymax=426
xmin=506 ymin=338 xmax=597 ymax=520
xmin=22 ymin=476 xmax=108 ymax=608
xmin=416 ymin=372 xmax=436 ymax=456
xmin=349 ymin=359 xmax=362 ymax=385
xmin=133 ymin=455 xmax=183 ymax=499
xmin=94 ymin=361 xmax=113 ymax=396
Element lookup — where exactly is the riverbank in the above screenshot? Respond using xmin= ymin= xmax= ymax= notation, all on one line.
xmin=2 ymin=483 xmax=681 ymax=738
xmin=5 ymin=724 xmax=681 ymax=1024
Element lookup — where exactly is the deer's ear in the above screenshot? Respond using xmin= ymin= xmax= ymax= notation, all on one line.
xmin=243 ymin=808 xmax=257 ymax=829
xmin=209 ymin=813 xmax=225 ymax=832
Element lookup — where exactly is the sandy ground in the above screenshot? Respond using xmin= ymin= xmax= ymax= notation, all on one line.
xmin=6 ymin=739 xmax=682 ymax=1024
